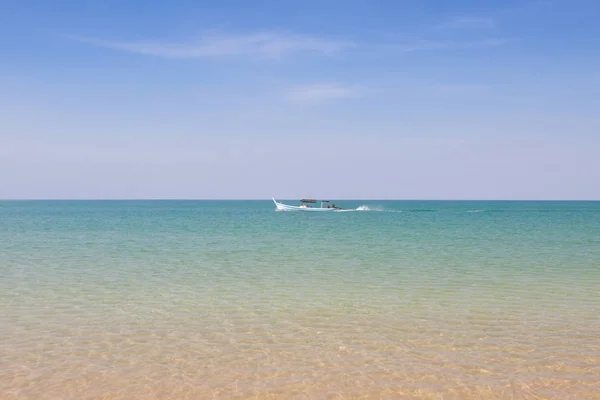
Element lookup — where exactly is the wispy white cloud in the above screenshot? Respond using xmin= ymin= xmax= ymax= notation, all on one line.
xmin=71 ymin=28 xmax=509 ymax=61
xmin=286 ymin=83 xmax=359 ymax=102
xmin=437 ymin=17 xmax=496 ymax=30
xmin=70 ymin=32 xmax=354 ymax=59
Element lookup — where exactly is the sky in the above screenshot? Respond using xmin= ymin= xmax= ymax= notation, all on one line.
xmin=1 ymin=0 xmax=599 ymax=200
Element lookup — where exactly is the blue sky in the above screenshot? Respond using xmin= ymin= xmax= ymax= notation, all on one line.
xmin=1 ymin=0 xmax=599 ymax=199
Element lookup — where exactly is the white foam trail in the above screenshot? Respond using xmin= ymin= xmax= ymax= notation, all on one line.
xmin=355 ymin=205 xmax=402 ymax=212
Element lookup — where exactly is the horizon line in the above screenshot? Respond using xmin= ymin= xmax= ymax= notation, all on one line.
xmin=1 ymin=198 xmax=598 ymax=202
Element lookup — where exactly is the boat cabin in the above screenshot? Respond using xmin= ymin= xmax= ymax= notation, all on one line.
xmin=299 ymin=199 xmax=338 ymax=209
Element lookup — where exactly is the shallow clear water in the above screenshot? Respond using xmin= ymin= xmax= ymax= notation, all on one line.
xmin=1 ymin=201 xmax=599 ymax=399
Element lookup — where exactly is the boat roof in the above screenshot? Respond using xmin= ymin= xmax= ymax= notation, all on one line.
xmin=300 ymin=199 xmax=316 ymax=203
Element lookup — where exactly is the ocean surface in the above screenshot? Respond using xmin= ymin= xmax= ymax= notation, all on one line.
xmin=1 ymin=200 xmax=599 ymax=399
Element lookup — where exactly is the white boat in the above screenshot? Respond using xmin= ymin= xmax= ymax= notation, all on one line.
xmin=272 ymin=198 xmax=347 ymax=212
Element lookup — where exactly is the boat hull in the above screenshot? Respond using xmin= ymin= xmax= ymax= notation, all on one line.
xmin=272 ymin=198 xmax=341 ymax=212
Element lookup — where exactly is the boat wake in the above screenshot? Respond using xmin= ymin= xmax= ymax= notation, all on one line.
xmin=355 ymin=205 xmax=401 ymax=212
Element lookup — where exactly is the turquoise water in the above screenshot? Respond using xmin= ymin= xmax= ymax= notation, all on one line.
xmin=1 ymin=201 xmax=599 ymax=399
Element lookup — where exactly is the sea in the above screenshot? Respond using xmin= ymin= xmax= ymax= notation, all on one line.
xmin=1 ymin=200 xmax=599 ymax=399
